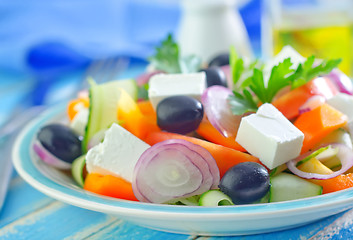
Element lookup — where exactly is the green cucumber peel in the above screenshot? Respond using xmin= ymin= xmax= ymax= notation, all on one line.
xmin=166 ymin=195 xmax=200 ymax=206
xmin=82 ymin=78 xmax=138 ymax=152
xmin=71 ymin=155 xmax=86 ymax=187
xmin=270 ymin=164 xmax=287 ymax=177
xmin=269 ymin=173 xmax=322 ymax=202
xmin=296 ymin=146 xmax=330 ymax=167
xmin=199 ymin=189 xmax=233 ymax=206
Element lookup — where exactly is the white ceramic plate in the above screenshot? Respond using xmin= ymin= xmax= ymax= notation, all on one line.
xmin=12 ymin=104 xmax=353 ymax=236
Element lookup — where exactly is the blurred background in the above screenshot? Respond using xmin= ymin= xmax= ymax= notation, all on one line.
xmin=0 ymin=0 xmax=352 ymax=126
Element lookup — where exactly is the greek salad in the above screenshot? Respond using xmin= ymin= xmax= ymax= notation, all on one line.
xmin=33 ymin=34 xmax=353 ymax=206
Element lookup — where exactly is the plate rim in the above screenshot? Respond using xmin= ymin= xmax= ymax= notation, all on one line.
xmin=12 ymin=103 xmax=353 ymax=220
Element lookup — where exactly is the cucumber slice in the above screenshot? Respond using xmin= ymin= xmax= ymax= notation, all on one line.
xmin=296 ymin=146 xmax=329 ymax=166
xmin=178 ymin=195 xmax=200 ymax=206
xmin=269 ymin=164 xmax=288 ymax=177
xmin=316 ymin=145 xmax=342 ymax=169
xmin=315 ymin=128 xmax=353 ymax=149
xmin=112 ymin=78 xmax=138 ymax=101
xmin=269 ymin=173 xmax=322 ymax=202
xmin=82 ymin=78 xmax=138 ymax=152
xmin=199 ymin=190 xmax=233 ymax=206
xmin=254 ymin=191 xmax=270 ymax=204
xmin=71 ymin=155 xmax=86 ymax=187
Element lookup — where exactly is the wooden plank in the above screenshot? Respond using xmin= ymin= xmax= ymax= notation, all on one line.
xmin=0 ymin=201 xmax=64 ymax=238
xmin=0 ymin=202 xmax=116 ymax=239
xmin=63 ymin=217 xmax=120 ymax=240
xmin=0 ymin=176 xmax=54 ymax=228
xmin=309 ymin=208 xmax=353 ymax=240
xmin=200 ymin=210 xmax=349 ymax=240
xmin=84 ymin=220 xmax=196 ymax=240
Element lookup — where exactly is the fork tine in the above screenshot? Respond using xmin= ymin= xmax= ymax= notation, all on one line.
xmin=93 ymin=58 xmax=114 ymax=83
xmin=104 ymin=57 xmax=130 ymax=82
xmin=80 ymin=57 xmax=129 ymax=91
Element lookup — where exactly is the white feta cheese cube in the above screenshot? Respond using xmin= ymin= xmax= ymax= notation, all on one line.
xmin=148 ymin=72 xmax=206 ymax=110
xmin=86 ymin=123 xmax=150 ymax=182
xmin=236 ymin=103 xmax=304 ymax=169
xmin=327 ymin=93 xmax=353 ymax=141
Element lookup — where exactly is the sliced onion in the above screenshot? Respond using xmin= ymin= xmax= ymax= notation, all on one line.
xmin=201 ymin=85 xmax=241 ymax=138
xmin=298 ymin=95 xmax=326 ymax=114
xmin=135 ymin=70 xmax=163 ymax=86
xmin=287 ymin=143 xmax=353 ymax=179
xmin=78 ymin=89 xmax=89 ymax=99
xmin=161 ymin=139 xmax=220 ymax=189
xmin=220 ymin=65 xmax=233 ymax=89
xmin=33 ymin=140 xmax=72 ymax=170
xmin=327 ymin=69 xmax=353 ymax=95
xmin=132 ymin=139 xmax=220 ymax=203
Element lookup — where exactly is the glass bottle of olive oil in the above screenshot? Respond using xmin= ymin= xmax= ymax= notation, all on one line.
xmin=262 ymin=0 xmax=353 ymax=76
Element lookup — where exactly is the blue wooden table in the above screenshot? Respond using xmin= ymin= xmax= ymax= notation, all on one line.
xmin=1 ymin=68 xmax=353 ymax=240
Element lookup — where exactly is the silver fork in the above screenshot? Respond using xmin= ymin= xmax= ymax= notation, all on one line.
xmin=0 ymin=56 xmax=129 ymax=211
xmin=81 ymin=57 xmax=130 ymax=88
xmin=0 ymin=106 xmax=45 ymax=211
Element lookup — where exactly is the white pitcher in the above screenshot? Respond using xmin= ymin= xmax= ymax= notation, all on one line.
xmin=177 ymin=0 xmax=253 ymax=63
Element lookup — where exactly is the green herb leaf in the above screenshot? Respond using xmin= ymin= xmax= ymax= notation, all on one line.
xmin=246 ymin=59 xmax=293 ymax=104
xmin=230 ymin=46 xmax=244 ymax=86
xmin=148 ymin=34 xmax=181 ymax=73
xmin=228 ymin=90 xmax=258 ymax=115
xmin=290 ymin=56 xmax=342 ymax=89
xmin=249 ymin=69 xmax=268 ymax=103
xmin=228 ymin=52 xmax=341 ymax=116
xmin=266 ymin=58 xmax=294 ymax=101
xmin=305 ymin=58 xmax=342 ymax=82
xmin=137 ymin=83 xmax=149 ymax=100
xmin=149 ymin=34 xmax=201 ymax=74
xmin=230 ymin=46 xmax=264 ymax=91
xmin=179 ymin=55 xmax=202 ymax=74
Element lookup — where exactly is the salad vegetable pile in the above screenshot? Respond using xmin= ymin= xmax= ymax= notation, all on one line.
xmin=33 ymin=34 xmax=353 ymax=206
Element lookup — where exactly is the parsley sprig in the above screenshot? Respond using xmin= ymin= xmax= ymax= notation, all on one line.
xmin=228 ymin=49 xmax=341 ymax=115
xmin=148 ymin=34 xmax=201 ymax=74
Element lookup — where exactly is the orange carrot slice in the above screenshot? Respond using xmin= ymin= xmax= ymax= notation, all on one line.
xmin=310 ymin=173 xmax=353 ymax=194
xmin=294 ymin=104 xmax=347 ymax=154
xmin=144 ymin=131 xmax=261 ymax=178
xmin=272 ymin=77 xmax=338 ymax=120
xmin=84 ymin=173 xmax=138 ymax=201
xmin=67 ymin=96 xmax=89 ymax=121
xmin=196 ymin=120 xmax=246 ymax=152
xmin=137 ymin=100 xmax=155 ymax=116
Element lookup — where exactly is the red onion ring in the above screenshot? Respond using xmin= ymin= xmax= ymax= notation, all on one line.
xmin=327 ymin=69 xmax=353 ymax=95
xmin=132 ymin=139 xmax=219 ymax=203
xmin=135 ymin=70 xmax=163 ymax=86
xmin=220 ymin=65 xmax=233 ymax=89
xmin=33 ymin=140 xmax=72 ymax=170
xmin=298 ymin=95 xmax=326 ymax=115
xmin=160 ymin=139 xmax=220 ymax=189
xmin=287 ymin=143 xmax=353 ymax=179
xmin=201 ymin=85 xmax=241 ymax=138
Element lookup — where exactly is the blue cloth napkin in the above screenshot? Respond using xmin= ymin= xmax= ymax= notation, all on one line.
xmin=0 ymin=0 xmax=261 ymax=123
xmin=0 ymin=0 xmax=261 ymax=72
xmin=0 ymin=0 xmax=182 ymax=73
